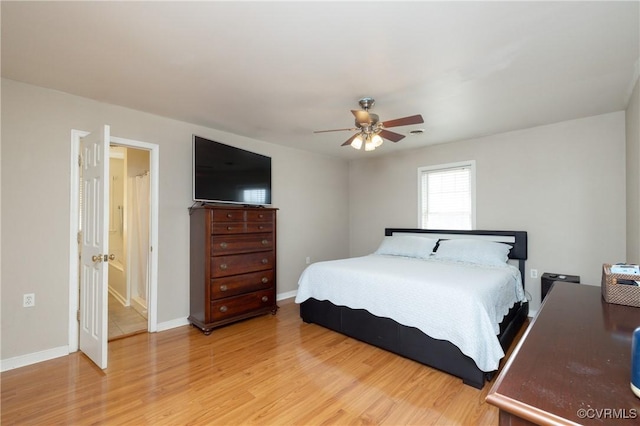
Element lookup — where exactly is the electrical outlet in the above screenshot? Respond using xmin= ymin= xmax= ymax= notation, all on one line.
xmin=530 ymin=269 xmax=538 ymax=279
xmin=23 ymin=293 xmax=35 ymax=307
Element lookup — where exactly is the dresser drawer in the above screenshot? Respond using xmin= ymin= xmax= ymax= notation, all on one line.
xmin=211 ymin=209 xmax=246 ymax=223
xmin=211 ymin=270 xmax=274 ymax=299
xmin=211 ymin=221 xmax=273 ymax=235
xmin=210 ymin=289 xmax=275 ymax=321
xmin=211 ymin=233 xmax=273 ymax=255
xmin=246 ymin=210 xmax=273 ymax=222
xmin=211 ymin=252 xmax=274 ymax=278
xmin=211 ymin=209 xmax=274 ymax=224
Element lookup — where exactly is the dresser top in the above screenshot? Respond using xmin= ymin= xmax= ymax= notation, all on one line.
xmin=487 ymin=282 xmax=640 ymax=425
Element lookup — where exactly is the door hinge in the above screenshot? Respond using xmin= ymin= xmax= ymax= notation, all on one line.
xmin=77 ymin=309 xmax=80 ymax=322
xmin=78 ymin=154 xmax=82 ymax=167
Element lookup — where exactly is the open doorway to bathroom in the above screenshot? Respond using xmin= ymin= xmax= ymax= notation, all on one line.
xmin=107 ymin=145 xmax=150 ymax=340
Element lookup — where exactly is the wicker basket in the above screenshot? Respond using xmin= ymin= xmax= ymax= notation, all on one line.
xmin=601 ymin=264 xmax=640 ymax=308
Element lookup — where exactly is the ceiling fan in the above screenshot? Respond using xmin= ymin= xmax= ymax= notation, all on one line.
xmin=314 ymin=97 xmax=424 ymax=151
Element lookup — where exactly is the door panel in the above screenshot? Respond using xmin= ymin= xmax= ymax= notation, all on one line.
xmin=79 ymin=125 xmax=110 ymax=369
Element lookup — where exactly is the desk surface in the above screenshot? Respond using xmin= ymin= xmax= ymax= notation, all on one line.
xmin=487 ymin=282 xmax=640 ymax=425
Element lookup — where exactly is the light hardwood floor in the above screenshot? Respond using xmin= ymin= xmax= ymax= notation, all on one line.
xmin=1 ymin=298 xmax=527 ymax=425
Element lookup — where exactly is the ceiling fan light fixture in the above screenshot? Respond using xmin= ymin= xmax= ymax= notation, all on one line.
xmin=364 ymin=135 xmax=377 ymax=151
xmin=314 ymin=97 xmax=423 ymax=152
xmin=351 ymin=134 xmax=363 ymax=150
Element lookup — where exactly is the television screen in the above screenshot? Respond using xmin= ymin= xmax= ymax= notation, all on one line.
xmin=193 ymin=135 xmax=272 ymax=205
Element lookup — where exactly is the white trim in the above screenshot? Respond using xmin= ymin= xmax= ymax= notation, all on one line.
xmin=156 ymin=317 xmax=190 ymax=332
xmin=69 ymin=130 xmax=160 ymax=355
xmin=277 ymin=290 xmax=297 ymax=301
xmin=417 ymin=160 xmax=476 ymax=229
xmin=1 ymin=346 xmax=69 ymax=372
xmin=69 ymin=130 xmax=89 ymax=353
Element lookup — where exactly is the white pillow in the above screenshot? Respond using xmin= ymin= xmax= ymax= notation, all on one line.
xmin=374 ymin=236 xmax=438 ymax=259
xmin=434 ymin=238 xmax=511 ymax=266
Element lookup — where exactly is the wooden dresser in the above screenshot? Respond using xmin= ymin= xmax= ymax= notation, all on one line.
xmin=189 ymin=204 xmax=278 ymax=334
xmin=487 ymin=282 xmax=640 ymax=425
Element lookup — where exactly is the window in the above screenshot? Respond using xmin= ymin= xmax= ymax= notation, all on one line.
xmin=418 ymin=161 xmax=475 ymax=230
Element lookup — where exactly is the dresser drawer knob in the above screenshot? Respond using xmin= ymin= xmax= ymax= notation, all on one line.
xmin=220 ymin=284 xmax=228 ymax=292
xmin=261 ymin=258 xmax=268 ymax=265
xmin=219 ymin=305 xmax=228 ymax=313
xmin=261 ymin=239 xmax=268 ymax=245
xmin=261 ymin=277 xmax=268 ymax=284
xmin=258 ymin=225 xmax=264 ymax=230
xmin=259 ymin=214 xmax=264 ymax=218
xmin=220 ymin=242 xmax=228 ymax=249
xmin=226 ymin=213 xmax=233 ymax=218
xmin=227 ymin=226 xmax=233 ymax=231
xmin=261 ymin=296 xmax=268 ymax=303
xmin=220 ymin=263 xmax=228 ymax=270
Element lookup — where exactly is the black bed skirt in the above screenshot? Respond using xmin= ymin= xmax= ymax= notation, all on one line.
xmin=299 ymin=299 xmax=529 ymax=389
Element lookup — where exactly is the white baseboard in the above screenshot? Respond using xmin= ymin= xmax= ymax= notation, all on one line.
xmin=277 ymin=290 xmax=297 ymax=301
xmin=528 ymin=308 xmax=538 ymax=319
xmin=156 ymin=317 xmax=190 ymax=332
xmin=0 ymin=345 xmax=69 ymax=372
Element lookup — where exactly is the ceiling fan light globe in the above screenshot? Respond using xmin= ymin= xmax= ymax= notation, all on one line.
xmin=364 ymin=140 xmax=376 ymax=151
xmin=372 ymin=134 xmax=383 ymax=147
xmin=351 ymin=135 xmax=363 ymax=150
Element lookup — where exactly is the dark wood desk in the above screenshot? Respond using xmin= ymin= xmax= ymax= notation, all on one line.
xmin=487 ymin=282 xmax=640 ymax=425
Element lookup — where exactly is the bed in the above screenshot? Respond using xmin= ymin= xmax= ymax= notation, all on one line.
xmin=295 ymin=228 xmax=529 ymax=389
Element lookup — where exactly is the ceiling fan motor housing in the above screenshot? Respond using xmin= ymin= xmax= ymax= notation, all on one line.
xmin=358 ymin=97 xmax=375 ymax=110
xmin=355 ymin=113 xmax=379 ymax=131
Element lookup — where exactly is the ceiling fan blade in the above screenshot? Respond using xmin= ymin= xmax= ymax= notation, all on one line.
xmin=313 ymin=127 xmax=357 ymax=133
xmin=382 ymin=114 xmax=424 ymax=128
xmin=351 ymin=110 xmax=371 ymax=125
xmin=341 ymin=134 xmax=359 ymax=147
xmin=379 ymin=129 xmax=405 ymax=143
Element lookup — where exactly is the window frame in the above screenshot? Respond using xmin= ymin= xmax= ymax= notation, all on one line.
xmin=417 ymin=160 xmax=476 ymax=230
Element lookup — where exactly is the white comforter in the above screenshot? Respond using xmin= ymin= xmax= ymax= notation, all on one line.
xmin=295 ymin=255 xmax=526 ymax=372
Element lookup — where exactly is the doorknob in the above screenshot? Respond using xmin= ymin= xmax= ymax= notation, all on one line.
xmin=108 ymin=254 xmax=115 ymax=261
xmin=92 ymin=254 xmax=103 ymax=262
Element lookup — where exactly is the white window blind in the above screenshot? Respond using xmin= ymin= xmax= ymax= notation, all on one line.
xmin=419 ymin=162 xmax=475 ymax=230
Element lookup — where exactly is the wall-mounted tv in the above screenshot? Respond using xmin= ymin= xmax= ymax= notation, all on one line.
xmin=192 ymin=135 xmax=272 ymax=205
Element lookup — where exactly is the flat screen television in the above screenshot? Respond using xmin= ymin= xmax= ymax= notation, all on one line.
xmin=192 ymin=135 xmax=272 ymax=205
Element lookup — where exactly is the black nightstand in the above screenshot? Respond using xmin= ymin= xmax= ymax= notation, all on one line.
xmin=541 ymin=272 xmax=580 ymax=301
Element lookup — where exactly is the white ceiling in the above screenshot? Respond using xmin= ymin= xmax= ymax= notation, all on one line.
xmin=2 ymin=1 xmax=638 ymax=159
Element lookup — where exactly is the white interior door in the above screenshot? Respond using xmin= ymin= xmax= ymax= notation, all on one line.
xmin=79 ymin=125 xmax=110 ymax=369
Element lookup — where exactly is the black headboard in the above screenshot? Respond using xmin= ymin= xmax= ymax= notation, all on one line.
xmin=385 ymin=228 xmax=528 ymax=282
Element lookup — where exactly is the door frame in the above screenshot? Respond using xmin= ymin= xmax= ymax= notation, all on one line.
xmin=69 ymin=129 xmax=160 ymax=352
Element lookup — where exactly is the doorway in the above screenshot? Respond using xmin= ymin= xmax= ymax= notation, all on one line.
xmin=107 ymin=146 xmax=150 ymax=340
xmin=68 ymin=129 xmax=159 ymax=360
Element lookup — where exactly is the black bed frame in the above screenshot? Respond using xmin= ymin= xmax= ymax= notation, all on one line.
xmin=299 ymin=228 xmax=529 ymax=389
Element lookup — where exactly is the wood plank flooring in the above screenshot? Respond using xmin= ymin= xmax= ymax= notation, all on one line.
xmin=1 ymin=298 xmax=527 ymax=425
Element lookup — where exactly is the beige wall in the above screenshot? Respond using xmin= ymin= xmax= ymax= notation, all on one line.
xmin=626 ymin=77 xmax=640 ymax=263
xmin=349 ymin=112 xmax=627 ymax=313
xmin=0 ymin=76 xmax=632 ymax=364
xmin=1 ymin=78 xmax=349 ymax=361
